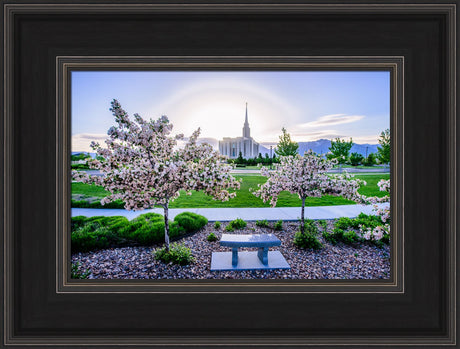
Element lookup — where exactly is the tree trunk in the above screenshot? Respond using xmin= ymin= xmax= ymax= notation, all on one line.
xmin=163 ymin=203 xmax=170 ymax=251
xmin=300 ymin=197 xmax=306 ymax=233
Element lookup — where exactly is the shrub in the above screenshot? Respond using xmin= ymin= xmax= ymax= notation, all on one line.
xmin=335 ymin=217 xmax=354 ymax=230
xmin=317 ymin=219 xmax=328 ymax=230
xmin=336 ymin=213 xmax=383 ymax=231
xmin=207 ymin=232 xmax=218 ymax=242
xmin=300 ymin=218 xmax=315 ymax=226
xmin=380 ymin=233 xmax=390 ymax=244
xmin=71 ymin=223 xmax=120 ymax=252
xmin=322 ymin=227 xmax=361 ymax=246
xmin=322 ymin=230 xmax=337 ymax=244
xmin=71 ymin=164 xmax=90 ymax=170
xmin=294 ymin=231 xmax=322 ymax=250
xmin=174 ymin=212 xmax=208 ymax=233
xmin=119 ymin=213 xmax=166 ymax=245
xmin=71 ymin=215 xmax=89 ymax=230
xmin=71 ymin=262 xmax=91 ymax=279
xmin=273 ymin=220 xmax=283 ymax=231
xmin=305 ymin=221 xmax=319 ymax=235
xmin=320 ymin=227 xmax=345 ymax=245
xmin=332 ymin=227 xmax=345 ymax=239
xmin=71 ymin=212 xmax=207 ymax=252
xmin=333 ymin=214 xmax=388 ymax=246
xmin=293 ymin=222 xmax=322 ymax=249
xmin=136 ymin=212 xmax=164 ymax=221
xmin=225 ymin=218 xmax=247 ymax=232
xmin=255 ymin=219 xmax=269 ymax=228
xmin=119 ymin=213 xmax=189 ymax=245
xmin=342 ymin=230 xmax=360 ymax=244
xmin=154 ymin=243 xmax=195 ymax=265
xmin=71 ymin=199 xmax=125 ymax=209
xmin=86 ymin=216 xmax=129 ymax=233
xmin=214 ymin=221 xmax=221 ymax=229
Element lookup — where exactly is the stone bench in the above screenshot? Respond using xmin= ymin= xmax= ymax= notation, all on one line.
xmin=210 ymin=233 xmax=290 ymax=271
xmin=220 ymin=233 xmax=281 ymax=266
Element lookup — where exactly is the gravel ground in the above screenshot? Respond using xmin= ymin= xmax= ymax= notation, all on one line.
xmin=71 ymin=220 xmax=391 ymax=280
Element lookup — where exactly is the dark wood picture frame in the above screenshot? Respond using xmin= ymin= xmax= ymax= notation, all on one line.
xmin=57 ymin=56 xmax=403 ymax=292
xmin=1 ymin=1 xmax=457 ymax=347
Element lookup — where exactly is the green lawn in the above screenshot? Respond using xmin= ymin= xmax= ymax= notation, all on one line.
xmin=72 ymin=182 xmax=110 ymax=198
xmin=335 ymin=165 xmax=386 ymax=169
xmin=233 ymin=165 xmax=264 ymax=170
xmin=72 ymin=173 xmax=389 ymax=208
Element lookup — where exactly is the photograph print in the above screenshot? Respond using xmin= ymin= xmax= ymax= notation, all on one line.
xmin=70 ymin=71 xmax=391 ymax=280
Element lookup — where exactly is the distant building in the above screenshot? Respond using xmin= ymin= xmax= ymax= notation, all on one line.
xmin=219 ymin=103 xmax=259 ymax=159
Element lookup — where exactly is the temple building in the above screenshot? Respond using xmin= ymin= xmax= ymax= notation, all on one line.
xmin=219 ymin=103 xmax=259 ymax=159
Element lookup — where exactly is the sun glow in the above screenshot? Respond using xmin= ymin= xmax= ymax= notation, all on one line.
xmin=146 ymin=79 xmax=301 ymax=142
xmin=71 ymin=71 xmax=390 ymax=152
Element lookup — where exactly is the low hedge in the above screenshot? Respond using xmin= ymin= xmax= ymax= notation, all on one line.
xmin=71 ymin=212 xmax=208 ymax=252
xmin=322 ymin=213 xmax=389 ymax=246
xmin=71 ymin=199 xmax=125 ymax=209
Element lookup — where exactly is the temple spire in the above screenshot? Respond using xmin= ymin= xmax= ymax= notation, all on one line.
xmin=243 ymin=102 xmax=250 ymax=138
xmin=245 ymin=102 xmax=248 ymax=124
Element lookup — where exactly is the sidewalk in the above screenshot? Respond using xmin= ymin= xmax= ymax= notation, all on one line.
xmin=72 ymin=203 xmax=389 ymax=221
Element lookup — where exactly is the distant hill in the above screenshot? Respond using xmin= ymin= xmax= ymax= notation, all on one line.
xmin=195 ymin=138 xmax=379 ymax=157
xmin=296 ymin=139 xmax=379 ymax=157
xmin=73 ymin=138 xmax=379 ymax=158
xmin=259 ymin=139 xmax=379 ymax=157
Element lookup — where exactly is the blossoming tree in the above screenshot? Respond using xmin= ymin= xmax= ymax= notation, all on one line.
xmin=252 ymin=151 xmax=364 ymax=233
xmin=360 ymin=179 xmax=390 ymax=241
xmin=72 ymin=99 xmax=240 ymax=250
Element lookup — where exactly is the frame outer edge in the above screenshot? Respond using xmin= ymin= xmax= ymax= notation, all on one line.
xmin=57 ymin=55 xmax=402 ymax=295
xmin=2 ymin=1 xmax=457 ymax=347
xmin=3 ymin=3 xmax=14 ymax=347
xmin=447 ymin=2 xmax=457 ymax=346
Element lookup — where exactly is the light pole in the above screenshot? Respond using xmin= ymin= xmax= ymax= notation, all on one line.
xmin=270 ymin=146 xmax=273 ymax=170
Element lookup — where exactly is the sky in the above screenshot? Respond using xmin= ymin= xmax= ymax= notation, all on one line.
xmin=71 ymin=71 xmax=390 ymax=152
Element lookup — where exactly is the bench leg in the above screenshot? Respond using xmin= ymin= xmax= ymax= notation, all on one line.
xmin=232 ymin=248 xmax=238 ymax=267
xmin=257 ymin=247 xmax=269 ymax=265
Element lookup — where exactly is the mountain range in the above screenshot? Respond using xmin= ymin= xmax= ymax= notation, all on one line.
xmin=294 ymin=139 xmax=379 ymax=157
xmin=193 ymin=137 xmax=379 ymax=157
xmin=73 ymin=138 xmax=379 ymax=158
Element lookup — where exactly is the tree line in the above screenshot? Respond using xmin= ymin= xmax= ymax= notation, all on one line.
xmin=272 ymin=127 xmax=390 ymax=167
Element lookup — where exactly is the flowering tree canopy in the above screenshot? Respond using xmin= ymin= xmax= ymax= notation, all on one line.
xmin=252 ymin=151 xmax=365 ymax=233
xmin=72 ymin=99 xmax=240 ymax=249
xmin=360 ymin=179 xmax=390 ymax=241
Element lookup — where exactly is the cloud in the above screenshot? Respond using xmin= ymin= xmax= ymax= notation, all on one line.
xmin=72 ymin=133 xmax=107 ymax=152
xmin=350 ymin=135 xmax=380 ymax=144
xmin=291 ymin=129 xmax=343 ymax=140
xmin=299 ymin=114 xmax=365 ymax=128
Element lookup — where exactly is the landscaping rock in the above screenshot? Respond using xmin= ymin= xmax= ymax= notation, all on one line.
xmin=71 ymin=220 xmax=391 ymax=280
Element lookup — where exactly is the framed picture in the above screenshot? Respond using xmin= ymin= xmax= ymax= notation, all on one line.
xmin=63 ymin=60 xmax=397 ymax=285
xmin=2 ymin=1 xmax=457 ymax=347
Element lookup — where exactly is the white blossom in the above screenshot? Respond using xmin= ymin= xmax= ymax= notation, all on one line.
xmin=359 ymin=179 xmax=390 ymax=241
xmin=251 ymin=151 xmax=364 ymax=233
xmin=72 ymin=99 xmax=240 ymax=250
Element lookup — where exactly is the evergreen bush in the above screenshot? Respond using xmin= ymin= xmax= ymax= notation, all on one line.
xmin=154 ymin=243 xmax=195 ymax=265
xmin=71 ymin=212 xmax=207 ymax=252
